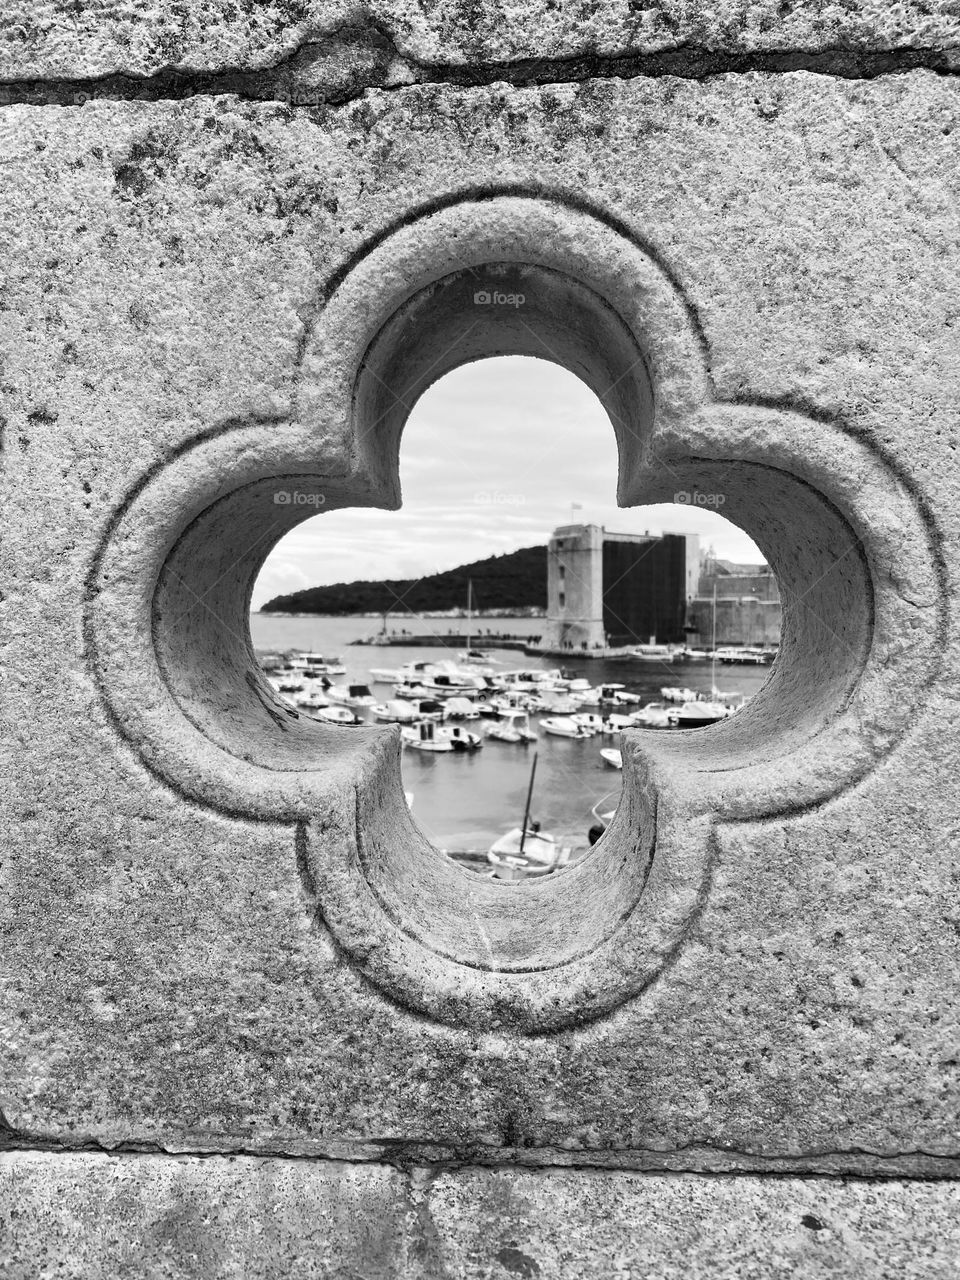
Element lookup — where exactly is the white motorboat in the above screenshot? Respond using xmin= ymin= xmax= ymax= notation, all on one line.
xmin=296 ymin=689 xmax=330 ymax=711
xmin=410 ymin=698 xmax=446 ymax=722
xmin=316 ymin=705 xmax=363 ymax=726
xmin=290 ymin=651 xmax=345 ymax=675
xmin=424 ymin=671 xmax=486 ymax=697
xmin=487 ymin=692 xmax=533 ymax=717
xmin=381 ymin=660 xmax=437 ymax=687
xmin=629 ymin=643 xmax=677 ymax=661
xmin=401 ymin=722 xmax=452 ymax=752
xmin=600 ymin=748 xmax=623 ymax=770
xmin=630 ymin=700 xmax=672 ymax=728
xmin=571 ymin=713 xmax=604 ymax=735
xmin=372 ymin=699 xmax=419 ymax=724
xmin=603 ymin=714 xmax=634 ymax=734
xmin=267 ymin=675 xmax=304 ymax=695
xmin=401 ymin=722 xmax=482 ymax=752
xmin=680 ymin=647 xmax=711 ymax=661
xmin=596 ymin=683 xmax=639 ymax=707
xmin=443 ymin=697 xmax=480 ymax=720
xmin=327 ymin=683 xmax=376 ymax=708
xmin=539 ymin=688 xmax=579 ymax=714
xmin=369 ymin=667 xmax=401 ymax=684
xmin=485 ymin=710 xmax=537 ymax=744
xmin=669 ymin=700 xmax=729 ymax=728
xmin=541 ymin=716 xmax=592 ymax=739
xmin=715 ymin=646 xmax=772 ymax=665
xmin=458 ymin=648 xmax=500 ymax=666
xmin=660 ymin=686 xmax=699 ymax=703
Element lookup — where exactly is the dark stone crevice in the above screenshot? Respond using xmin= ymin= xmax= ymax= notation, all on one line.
xmin=2 ymin=1125 xmax=959 ymax=1181
xmin=0 ymin=39 xmax=957 ymax=110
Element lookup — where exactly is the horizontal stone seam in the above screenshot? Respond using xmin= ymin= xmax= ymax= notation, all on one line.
xmin=0 ymin=44 xmax=958 ymax=111
xmin=2 ymin=1133 xmax=959 ymax=1181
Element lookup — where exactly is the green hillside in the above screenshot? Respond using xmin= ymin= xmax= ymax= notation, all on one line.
xmin=260 ymin=545 xmax=547 ymax=614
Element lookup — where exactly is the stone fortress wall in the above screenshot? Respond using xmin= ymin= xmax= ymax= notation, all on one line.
xmin=2 ymin=3 xmax=960 ymax=1275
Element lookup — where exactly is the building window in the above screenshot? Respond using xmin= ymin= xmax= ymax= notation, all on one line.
xmin=558 ymin=591 xmax=566 ymax=609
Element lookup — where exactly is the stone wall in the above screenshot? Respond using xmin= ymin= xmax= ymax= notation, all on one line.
xmin=2 ymin=4 xmax=959 ymax=1275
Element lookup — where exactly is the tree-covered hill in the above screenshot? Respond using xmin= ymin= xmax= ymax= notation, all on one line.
xmin=260 ymin=545 xmax=548 ymax=614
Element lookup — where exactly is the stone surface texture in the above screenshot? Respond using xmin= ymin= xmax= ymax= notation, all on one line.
xmin=0 ymin=2 xmax=958 ymax=86
xmin=3 ymin=1153 xmax=960 ymax=1279
xmin=1 ymin=0 xmax=959 ymax=1273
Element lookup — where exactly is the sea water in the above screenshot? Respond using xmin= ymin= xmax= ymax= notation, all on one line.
xmin=251 ymin=614 xmax=772 ymax=852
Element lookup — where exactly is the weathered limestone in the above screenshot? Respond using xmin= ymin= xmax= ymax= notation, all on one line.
xmin=3 ymin=1153 xmax=960 ymax=1279
xmin=1 ymin=2 xmax=959 ymax=1272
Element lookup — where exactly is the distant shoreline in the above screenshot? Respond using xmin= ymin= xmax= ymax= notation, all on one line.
xmin=255 ymin=609 xmax=547 ymax=619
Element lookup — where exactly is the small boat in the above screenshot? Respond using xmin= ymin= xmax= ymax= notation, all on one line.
xmin=458 ymin=648 xmax=501 ymax=666
xmin=630 ymin=700 xmax=672 ymax=729
xmin=600 ymin=747 xmax=623 ymax=770
xmin=669 ymin=700 xmax=729 ymax=728
xmin=570 ymin=713 xmax=604 ymax=735
xmin=402 ymin=722 xmax=481 ymax=751
xmin=487 ymin=753 xmax=570 ymax=880
xmin=541 ymin=716 xmax=592 ymax=739
xmin=488 ymin=827 xmax=569 ymax=879
xmin=327 ymin=683 xmax=376 ymax=708
xmin=410 ymin=698 xmax=446 ymax=722
xmin=401 ymin=721 xmax=452 ymax=752
xmin=443 ymin=697 xmax=480 ymax=720
xmin=372 ymin=699 xmax=419 ymax=724
xmin=268 ymin=676 xmax=304 ymax=695
xmin=317 ymin=705 xmax=363 ymax=726
xmin=290 ymin=651 xmax=345 ymax=675
xmin=486 ymin=710 xmax=537 ymax=744
xmin=369 ymin=667 xmax=401 ymax=684
xmin=660 ymin=686 xmax=699 ymax=704
xmin=602 ymin=714 xmax=634 ymax=734
xmin=595 ymin=683 xmax=638 ymax=707
xmin=629 ymin=643 xmax=677 ymax=661
xmin=539 ymin=688 xmax=579 ymax=714
xmin=296 ymin=689 xmax=330 ymax=711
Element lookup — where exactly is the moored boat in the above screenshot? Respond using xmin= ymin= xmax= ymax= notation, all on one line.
xmin=485 ymin=710 xmax=537 ymax=744
xmin=316 ymin=705 xmax=363 ymax=726
xmin=372 ymin=699 xmax=419 ymax=723
xmin=669 ymin=700 xmax=729 ymax=728
xmin=541 ymin=716 xmax=592 ymax=739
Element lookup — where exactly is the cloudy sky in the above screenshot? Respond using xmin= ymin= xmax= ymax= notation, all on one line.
xmin=252 ymin=357 xmax=763 ymax=609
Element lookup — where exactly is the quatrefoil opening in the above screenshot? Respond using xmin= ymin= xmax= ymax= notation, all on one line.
xmin=88 ymin=193 xmax=943 ymax=1032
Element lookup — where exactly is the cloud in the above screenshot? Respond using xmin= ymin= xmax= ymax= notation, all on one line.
xmin=251 ymin=357 xmax=764 ymax=608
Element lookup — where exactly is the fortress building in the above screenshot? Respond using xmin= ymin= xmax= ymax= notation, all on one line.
xmin=544 ymin=524 xmax=697 ymax=650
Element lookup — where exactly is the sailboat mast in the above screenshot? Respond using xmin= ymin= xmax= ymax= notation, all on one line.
xmin=711 ymin=581 xmax=717 ymax=693
xmin=518 ymin=752 xmax=539 ymax=855
xmin=466 ymin=578 xmax=472 ymax=652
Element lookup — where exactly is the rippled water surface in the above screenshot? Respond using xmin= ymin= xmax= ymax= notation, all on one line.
xmin=251 ymin=614 xmax=771 ymax=852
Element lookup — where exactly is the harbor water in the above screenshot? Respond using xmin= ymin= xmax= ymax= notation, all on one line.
xmin=251 ymin=613 xmax=772 ymax=854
